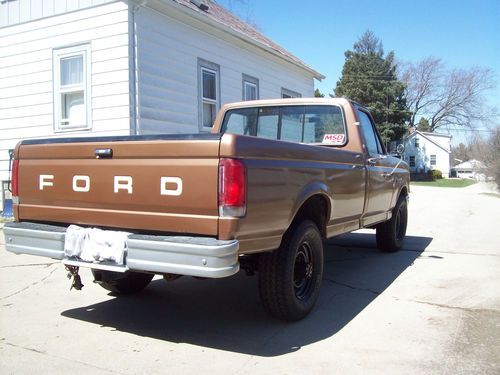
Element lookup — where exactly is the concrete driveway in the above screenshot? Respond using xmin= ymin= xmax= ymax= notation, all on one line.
xmin=1 ymin=183 xmax=499 ymax=374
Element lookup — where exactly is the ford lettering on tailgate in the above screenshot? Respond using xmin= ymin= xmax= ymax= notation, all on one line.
xmin=39 ymin=174 xmax=183 ymax=196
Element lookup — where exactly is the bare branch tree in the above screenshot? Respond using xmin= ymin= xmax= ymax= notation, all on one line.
xmin=220 ymin=0 xmax=260 ymax=30
xmin=470 ymin=127 xmax=500 ymax=188
xmin=400 ymin=59 xmax=496 ymax=132
xmin=400 ymin=57 xmax=443 ymax=127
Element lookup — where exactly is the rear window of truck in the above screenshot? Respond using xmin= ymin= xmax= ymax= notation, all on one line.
xmin=221 ymin=105 xmax=347 ymax=146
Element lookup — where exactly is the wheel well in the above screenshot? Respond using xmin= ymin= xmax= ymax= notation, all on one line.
xmin=289 ymin=195 xmax=329 ymax=239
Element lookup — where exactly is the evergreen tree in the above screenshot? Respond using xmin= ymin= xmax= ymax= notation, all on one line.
xmin=334 ymin=30 xmax=409 ymax=146
xmin=417 ymin=117 xmax=431 ymax=132
xmin=314 ymin=89 xmax=325 ymax=98
xmin=451 ymin=142 xmax=472 ymax=165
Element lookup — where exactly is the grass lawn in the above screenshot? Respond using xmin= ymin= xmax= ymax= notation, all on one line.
xmin=411 ymin=179 xmax=477 ymax=188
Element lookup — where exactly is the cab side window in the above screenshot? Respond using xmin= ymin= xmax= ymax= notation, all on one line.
xmin=357 ymin=110 xmax=384 ymax=155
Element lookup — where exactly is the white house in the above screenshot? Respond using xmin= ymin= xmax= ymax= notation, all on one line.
xmin=403 ymin=130 xmax=452 ymax=177
xmin=454 ymin=159 xmax=487 ymax=181
xmin=0 ymin=0 xmax=324 ymax=211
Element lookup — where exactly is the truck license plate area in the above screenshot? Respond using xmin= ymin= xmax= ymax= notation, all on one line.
xmin=63 ymin=225 xmax=131 ymax=266
xmin=62 ymin=259 xmax=128 ymax=273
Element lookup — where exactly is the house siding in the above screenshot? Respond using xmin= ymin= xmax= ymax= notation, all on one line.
xmin=0 ymin=1 xmax=130 ymax=182
xmin=0 ymin=0 xmax=115 ymax=27
xmin=404 ymin=132 xmax=451 ymax=177
xmin=134 ymin=6 xmax=314 ymax=134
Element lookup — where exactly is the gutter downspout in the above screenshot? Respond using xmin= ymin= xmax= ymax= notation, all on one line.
xmin=129 ymin=2 xmax=147 ymax=135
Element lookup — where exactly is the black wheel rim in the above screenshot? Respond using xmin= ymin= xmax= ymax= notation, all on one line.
xmin=293 ymin=241 xmax=314 ymax=300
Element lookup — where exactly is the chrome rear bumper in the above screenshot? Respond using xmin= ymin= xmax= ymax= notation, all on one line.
xmin=4 ymin=222 xmax=239 ymax=278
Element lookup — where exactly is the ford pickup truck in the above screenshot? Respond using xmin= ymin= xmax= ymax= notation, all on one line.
xmin=5 ymin=98 xmax=409 ymax=321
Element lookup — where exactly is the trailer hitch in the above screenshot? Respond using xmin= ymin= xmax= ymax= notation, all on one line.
xmin=65 ymin=265 xmax=84 ymax=291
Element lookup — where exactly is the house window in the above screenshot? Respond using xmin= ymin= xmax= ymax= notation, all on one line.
xmin=415 ymin=137 xmax=419 ymax=148
xmin=243 ymin=74 xmax=259 ymax=101
xmin=430 ymin=155 xmax=436 ymax=166
xmin=53 ymin=44 xmax=91 ymax=131
xmin=281 ymin=88 xmax=301 ymax=99
xmin=409 ymin=156 xmax=416 ymax=167
xmin=198 ymin=59 xmax=220 ymax=129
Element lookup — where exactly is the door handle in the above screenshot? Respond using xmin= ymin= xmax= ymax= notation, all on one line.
xmin=95 ymin=148 xmax=113 ymax=159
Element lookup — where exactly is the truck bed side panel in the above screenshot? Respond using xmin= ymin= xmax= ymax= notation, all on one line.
xmin=219 ymin=134 xmax=366 ymax=252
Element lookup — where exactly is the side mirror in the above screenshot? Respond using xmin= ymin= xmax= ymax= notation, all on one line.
xmin=396 ymin=144 xmax=405 ymax=154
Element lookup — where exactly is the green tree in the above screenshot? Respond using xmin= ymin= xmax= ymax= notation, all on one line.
xmin=417 ymin=117 xmax=431 ymax=132
xmin=334 ymin=30 xmax=409 ymax=146
xmin=451 ymin=142 xmax=472 ymax=165
xmin=314 ymin=89 xmax=325 ymax=98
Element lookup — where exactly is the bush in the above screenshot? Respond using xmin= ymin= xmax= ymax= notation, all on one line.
xmin=427 ymin=169 xmax=443 ymax=180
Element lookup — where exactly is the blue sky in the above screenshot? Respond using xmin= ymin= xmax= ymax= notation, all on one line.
xmin=217 ymin=0 xmax=500 ymax=143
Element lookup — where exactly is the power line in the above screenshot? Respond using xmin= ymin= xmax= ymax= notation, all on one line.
xmin=441 ymin=128 xmax=498 ymax=133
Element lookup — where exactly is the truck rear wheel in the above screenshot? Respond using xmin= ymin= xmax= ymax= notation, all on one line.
xmin=91 ymin=269 xmax=154 ymax=294
xmin=376 ymin=194 xmax=408 ymax=252
xmin=258 ymin=220 xmax=324 ymax=321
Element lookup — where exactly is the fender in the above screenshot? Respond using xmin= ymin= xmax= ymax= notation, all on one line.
xmin=288 ymin=181 xmax=332 ymax=228
xmin=390 ymin=177 xmax=410 ymax=209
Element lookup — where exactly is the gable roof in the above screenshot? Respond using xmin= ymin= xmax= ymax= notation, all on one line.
xmin=406 ymin=130 xmax=451 ymax=154
xmin=455 ymin=159 xmax=486 ymax=170
xmin=419 ymin=131 xmax=452 ymax=139
xmin=167 ymin=0 xmax=325 ymax=80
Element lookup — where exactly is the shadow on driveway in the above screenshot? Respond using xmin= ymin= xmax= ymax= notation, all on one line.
xmin=62 ymin=233 xmax=433 ymax=356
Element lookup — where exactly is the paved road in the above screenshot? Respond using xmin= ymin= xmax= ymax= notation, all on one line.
xmin=1 ymin=183 xmax=499 ymax=374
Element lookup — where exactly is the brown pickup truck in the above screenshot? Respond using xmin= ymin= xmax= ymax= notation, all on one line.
xmin=5 ymin=98 xmax=409 ymax=321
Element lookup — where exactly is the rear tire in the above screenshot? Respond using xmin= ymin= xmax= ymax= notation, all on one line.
xmin=258 ymin=220 xmax=324 ymax=321
xmin=376 ymin=194 xmax=408 ymax=252
xmin=92 ymin=269 xmax=154 ymax=294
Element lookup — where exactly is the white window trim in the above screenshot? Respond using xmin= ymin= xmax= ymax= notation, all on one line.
xmin=430 ymin=154 xmax=437 ymax=166
xmin=242 ymin=74 xmax=259 ymax=101
xmin=198 ymin=58 xmax=220 ymax=131
xmin=281 ymin=87 xmax=302 ymax=99
xmin=53 ymin=44 xmax=92 ymax=132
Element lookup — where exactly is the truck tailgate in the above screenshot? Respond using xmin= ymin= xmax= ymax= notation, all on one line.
xmin=15 ymin=135 xmax=221 ymax=236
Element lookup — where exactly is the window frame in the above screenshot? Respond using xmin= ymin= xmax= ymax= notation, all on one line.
xmin=53 ymin=44 xmax=92 ymax=132
xmin=242 ymin=74 xmax=259 ymax=101
xmin=430 ymin=154 xmax=437 ymax=166
xmin=198 ymin=58 xmax=221 ymax=131
xmin=356 ymin=108 xmax=386 ymax=156
xmin=281 ymin=88 xmax=302 ymax=99
xmin=409 ymin=156 xmax=416 ymax=167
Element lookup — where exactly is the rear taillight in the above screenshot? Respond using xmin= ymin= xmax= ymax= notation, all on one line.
xmin=11 ymin=159 xmax=19 ymax=198
xmin=219 ymin=158 xmax=246 ymax=217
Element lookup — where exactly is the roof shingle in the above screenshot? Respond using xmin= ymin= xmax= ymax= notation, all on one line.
xmin=172 ymin=0 xmax=324 ymax=79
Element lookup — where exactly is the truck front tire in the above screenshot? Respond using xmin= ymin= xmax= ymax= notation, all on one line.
xmin=258 ymin=220 xmax=324 ymax=321
xmin=91 ymin=270 xmax=154 ymax=294
xmin=376 ymin=194 xmax=408 ymax=252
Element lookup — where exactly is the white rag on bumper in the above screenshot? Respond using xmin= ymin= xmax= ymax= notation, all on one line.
xmin=64 ymin=225 xmax=131 ymax=264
